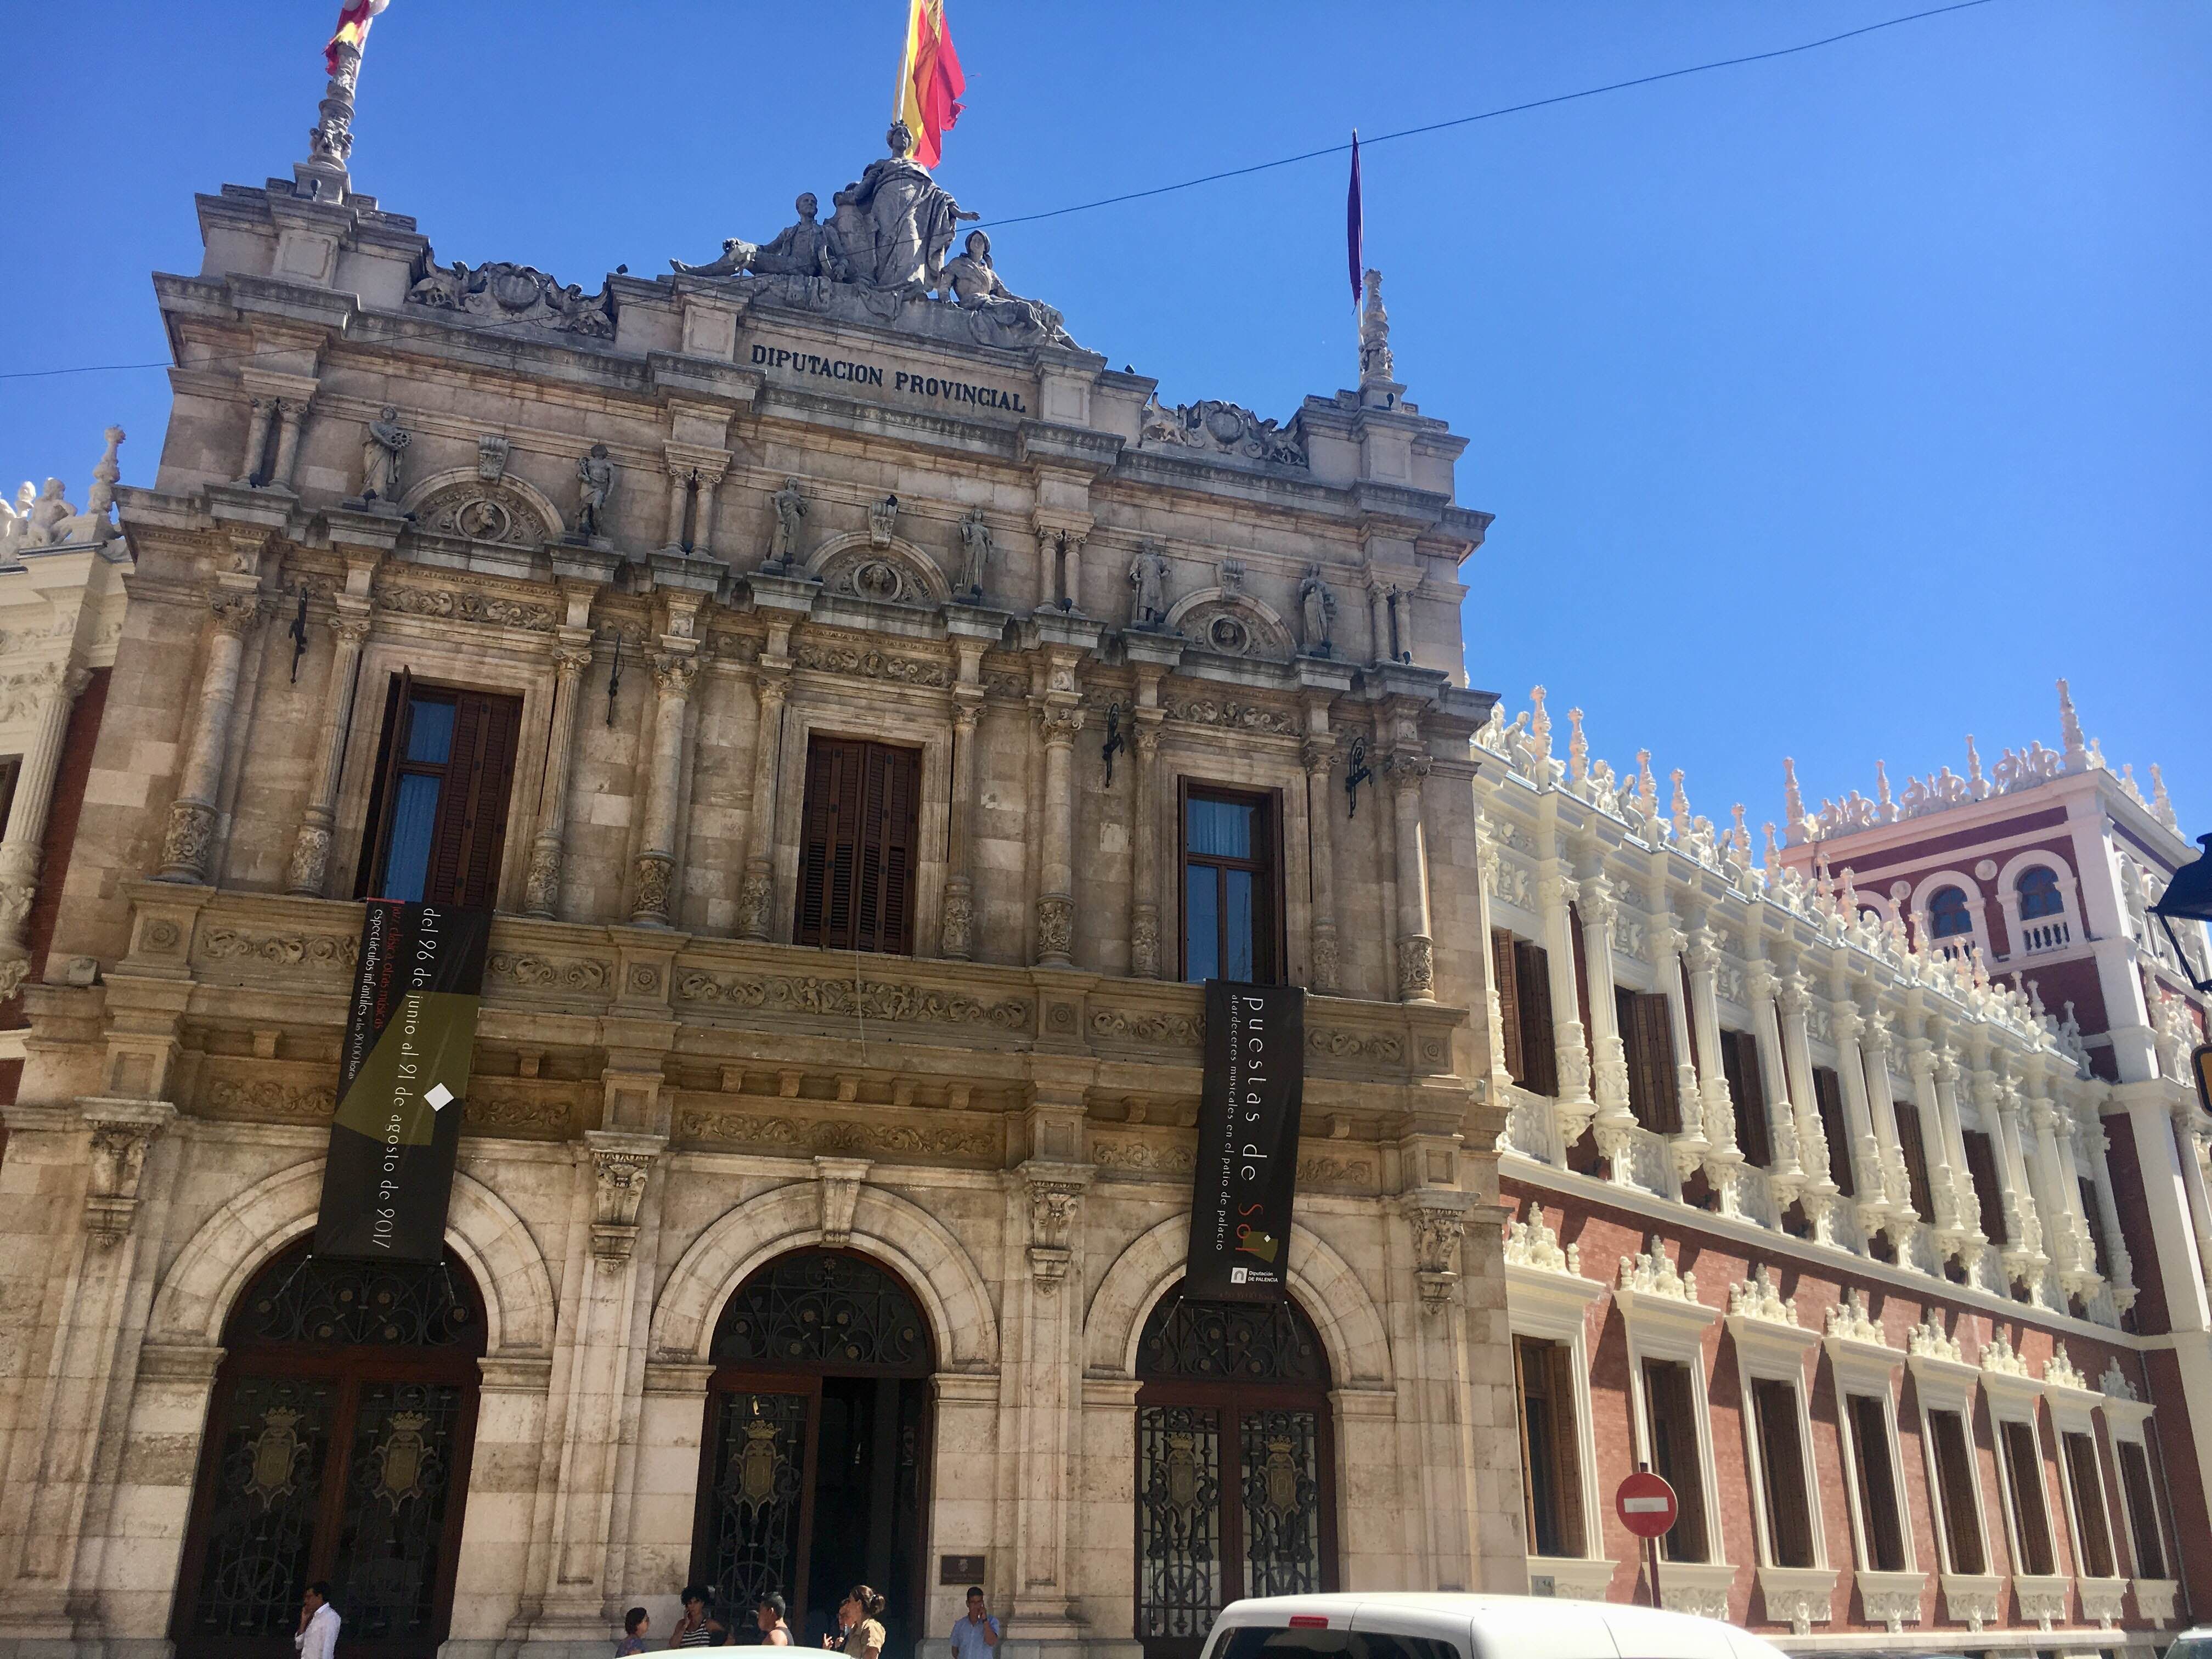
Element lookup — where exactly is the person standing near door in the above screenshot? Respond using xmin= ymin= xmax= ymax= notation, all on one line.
xmin=674 ymin=1585 xmax=729 ymax=1647
xmin=823 ymin=1587 xmax=886 ymax=1659
xmin=756 ymin=1593 xmax=794 ymax=1646
xmin=949 ymin=1587 xmax=1000 ymax=1659
xmin=295 ymin=1583 xmax=340 ymax=1659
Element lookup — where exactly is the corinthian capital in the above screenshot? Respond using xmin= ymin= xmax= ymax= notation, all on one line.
xmin=651 ymin=652 xmax=698 ymax=698
xmin=1037 ymin=704 xmax=1085 ymax=744
xmin=210 ymin=591 xmax=263 ymax=635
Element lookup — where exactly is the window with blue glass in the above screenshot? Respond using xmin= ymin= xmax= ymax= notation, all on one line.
xmin=1927 ymin=884 xmax=1974 ymax=939
xmin=1180 ymin=785 xmax=1279 ymax=985
xmin=357 ymin=672 xmax=522 ymax=909
xmin=2016 ymin=865 xmax=2065 ymax=920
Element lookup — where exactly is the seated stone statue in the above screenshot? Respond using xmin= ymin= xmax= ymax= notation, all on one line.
xmin=935 ymin=231 xmax=1073 ymax=349
xmin=750 ymin=194 xmax=838 ymax=278
xmin=670 ymin=236 xmax=759 ymax=279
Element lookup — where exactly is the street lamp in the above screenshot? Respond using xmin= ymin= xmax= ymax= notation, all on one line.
xmin=2149 ymin=832 xmax=2212 ymax=995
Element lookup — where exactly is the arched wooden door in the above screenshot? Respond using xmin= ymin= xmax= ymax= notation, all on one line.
xmin=170 ymin=1242 xmax=484 ymax=1659
xmin=1134 ymin=1286 xmax=1337 ymax=1659
xmin=693 ymin=1249 xmax=935 ymax=1654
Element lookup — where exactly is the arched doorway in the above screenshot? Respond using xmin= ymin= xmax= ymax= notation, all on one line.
xmin=170 ymin=1239 xmax=484 ymax=1659
xmin=693 ymin=1249 xmax=934 ymax=1652
xmin=1134 ymin=1285 xmax=1336 ymax=1659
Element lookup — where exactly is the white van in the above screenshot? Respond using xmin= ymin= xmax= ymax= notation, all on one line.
xmin=1198 ymin=1594 xmax=1792 ymax=1659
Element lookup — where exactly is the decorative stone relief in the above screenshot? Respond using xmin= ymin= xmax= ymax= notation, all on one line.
xmin=1979 ymin=1333 xmax=2029 ymax=1376
xmin=1658 ymin=1583 xmax=1731 ymax=1622
xmin=200 ymin=926 xmax=359 ymax=972
xmin=1396 ymin=936 xmax=1435 ymax=1001
xmin=1824 ymin=1288 xmax=1885 ymax=1345
xmin=1503 ymin=1203 xmax=1583 ymax=1277
xmin=488 ymin=952 xmax=610 ymax=994
xmin=676 ymin=972 xmax=1029 ymax=1031
xmin=1090 ymin=1008 xmax=1203 ymax=1047
xmin=465 ymin=1091 xmax=574 ymax=1138
xmin=2042 ymin=1347 xmax=2088 ymax=1391
xmin=411 ymin=477 xmax=558 ymax=546
xmin=375 ymin=582 xmax=557 ymax=631
xmin=1138 ymin=397 xmax=1306 ymax=467
xmin=1618 ymin=1235 xmax=1696 ymax=1301
xmin=1034 ymin=895 xmax=1074 ymax=962
xmin=1906 ymin=1314 xmax=1963 ymax=1363
xmin=202 ymin=1078 xmax=335 ymax=1123
xmin=589 ymin=1144 xmax=655 ymax=1261
xmin=1762 ymin=1581 xmax=1833 ymax=1638
xmin=1945 ymin=1580 xmax=2000 ymax=1633
xmin=1092 ymin=1137 xmax=1197 ymax=1177
xmin=1409 ymin=1203 xmax=1466 ymax=1314
xmin=84 ymin=1111 xmax=166 ymax=1244
xmin=1026 ymin=1177 xmax=1084 ymax=1293
xmin=1295 ymin=1154 xmax=1374 ymax=1189
xmin=675 ymin=1113 xmax=997 ymax=1161
xmin=1178 ymin=599 xmax=1293 ymax=662
xmin=791 ymin=640 xmax=948 ymax=686
xmin=1858 ymin=1582 xmax=1922 ymax=1635
xmin=2015 ymin=1579 xmax=2067 ymax=1632
xmin=1726 ymin=1265 xmax=1798 ymax=1325
xmin=1161 ymin=696 xmax=1299 ymax=737
xmin=2098 ymin=1358 xmax=2137 ymax=1401
xmin=1307 ymin=1026 xmax=1404 ymax=1064
xmin=815 ymin=1156 xmax=870 ymax=1248
xmin=407 ymin=256 xmax=616 ymax=337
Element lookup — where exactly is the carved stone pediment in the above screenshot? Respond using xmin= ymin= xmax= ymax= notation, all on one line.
xmin=805 ymin=531 xmax=950 ymax=609
xmin=409 ymin=477 xmax=562 ymax=548
xmin=1139 ymin=397 xmax=1306 ymax=468
xmin=1163 ymin=588 xmax=1295 ymax=664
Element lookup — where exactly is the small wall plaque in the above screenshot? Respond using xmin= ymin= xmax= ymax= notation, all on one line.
xmin=939 ymin=1555 xmax=986 ymax=1586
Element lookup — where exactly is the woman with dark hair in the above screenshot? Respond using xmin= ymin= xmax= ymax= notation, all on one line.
xmin=755 ymin=1592 xmax=793 ymax=1646
xmin=673 ymin=1584 xmax=728 ymax=1647
xmin=823 ymin=1587 xmax=886 ymax=1659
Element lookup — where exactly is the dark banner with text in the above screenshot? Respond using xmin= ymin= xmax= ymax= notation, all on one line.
xmin=1186 ymin=980 xmax=1306 ymax=1301
xmin=313 ymin=901 xmax=489 ymax=1261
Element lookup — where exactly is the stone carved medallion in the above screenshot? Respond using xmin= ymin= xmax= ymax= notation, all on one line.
xmin=413 ymin=479 xmax=557 ymax=547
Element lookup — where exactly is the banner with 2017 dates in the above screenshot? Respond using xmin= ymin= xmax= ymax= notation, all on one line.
xmin=312 ymin=901 xmax=489 ymax=1261
xmin=1186 ymin=980 xmax=1306 ymax=1302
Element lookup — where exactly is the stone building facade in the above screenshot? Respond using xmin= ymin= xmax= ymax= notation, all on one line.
xmin=1477 ymin=685 xmax=2210 ymax=1654
xmin=0 ymin=133 xmax=1519 ymax=1659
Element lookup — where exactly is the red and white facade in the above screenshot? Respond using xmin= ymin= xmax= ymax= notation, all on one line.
xmin=1472 ymin=682 xmax=2210 ymax=1654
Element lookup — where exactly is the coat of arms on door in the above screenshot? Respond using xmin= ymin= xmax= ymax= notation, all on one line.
xmin=371 ymin=1411 xmax=435 ymax=1509
xmin=243 ymin=1407 xmax=307 ymax=1508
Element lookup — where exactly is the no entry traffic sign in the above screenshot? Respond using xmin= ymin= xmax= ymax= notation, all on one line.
xmin=1615 ymin=1469 xmax=1678 ymax=1539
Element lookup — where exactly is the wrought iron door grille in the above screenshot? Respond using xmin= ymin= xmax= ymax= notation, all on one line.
xmin=1137 ymin=1404 xmax=1222 ymax=1639
xmin=1239 ymin=1409 xmax=1321 ymax=1597
xmin=712 ymin=1251 xmax=928 ymax=1372
xmin=1136 ymin=1292 xmax=1325 ymax=1384
xmin=233 ymin=1247 xmax=479 ymax=1350
xmin=185 ymin=1376 xmax=339 ymax=1638
xmin=704 ymin=1391 xmax=811 ymax=1615
xmin=331 ymin=1381 xmax=466 ymax=1642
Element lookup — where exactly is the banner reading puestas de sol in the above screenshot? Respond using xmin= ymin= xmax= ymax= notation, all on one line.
xmin=312 ymin=901 xmax=489 ymax=1261
xmin=1186 ymin=980 xmax=1306 ymax=1302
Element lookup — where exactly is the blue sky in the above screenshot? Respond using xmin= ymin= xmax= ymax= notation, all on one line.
xmin=2 ymin=1 xmax=2205 ymax=842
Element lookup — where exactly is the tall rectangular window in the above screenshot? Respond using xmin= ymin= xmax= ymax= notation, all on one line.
xmin=2116 ymin=1439 xmax=2167 ymax=1578
xmin=1893 ymin=1098 xmax=1937 ymax=1220
xmin=1847 ymin=1393 xmax=1908 ymax=1572
xmin=1962 ymin=1131 xmax=2008 ymax=1246
xmin=794 ymin=737 xmax=920 ymax=954
xmin=1812 ymin=1065 xmax=1855 ymax=1197
xmin=2000 ymin=1418 xmax=2056 ymax=1576
xmin=1181 ymin=785 xmax=1278 ymax=984
xmin=1617 ymin=988 xmax=1681 ymax=1135
xmin=2062 ymin=1431 xmax=2115 ymax=1578
xmin=1641 ymin=1358 xmax=1708 ymax=1563
xmin=1927 ymin=1408 xmax=1985 ymax=1575
xmin=1514 ymin=1336 xmax=1585 ymax=1558
xmin=1491 ymin=933 xmax=1557 ymax=1096
xmin=1752 ymin=1378 xmax=1816 ymax=1567
xmin=358 ymin=675 xmax=521 ymax=909
xmin=1721 ymin=1029 xmax=1771 ymax=1168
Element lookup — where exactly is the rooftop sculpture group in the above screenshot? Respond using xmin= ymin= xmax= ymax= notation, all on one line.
xmin=671 ymin=122 xmax=1076 ymax=352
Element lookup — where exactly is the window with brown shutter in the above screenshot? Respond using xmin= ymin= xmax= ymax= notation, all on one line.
xmin=1847 ymin=1393 xmax=1908 ymax=1572
xmin=2062 ymin=1431 xmax=2115 ymax=1578
xmin=1492 ymin=928 xmax=1525 ymax=1084
xmin=1617 ymin=987 xmax=1681 ymax=1135
xmin=1514 ymin=940 xmax=1558 ymax=1096
xmin=1893 ymin=1098 xmax=1936 ymax=1220
xmin=1962 ymin=1131 xmax=2008 ymax=1246
xmin=2000 ymin=1417 xmax=2056 ymax=1575
xmin=1927 ymin=1408 xmax=1985 ymax=1574
xmin=2116 ymin=1438 xmax=2166 ymax=1578
xmin=357 ymin=674 xmax=522 ymax=909
xmin=1514 ymin=1335 xmax=1585 ymax=1558
xmin=1752 ymin=1377 xmax=1815 ymax=1568
xmin=794 ymin=737 xmax=920 ymax=954
xmin=1722 ymin=1029 xmax=1771 ymax=1168
xmin=1641 ymin=1358 xmax=1709 ymax=1562
xmin=1813 ymin=1066 xmax=1855 ymax=1197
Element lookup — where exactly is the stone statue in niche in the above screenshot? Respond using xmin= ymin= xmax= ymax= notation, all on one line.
xmin=936 ymin=231 xmax=1073 ymax=349
xmin=956 ymin=509 xmax=992 ymax=599
xmin=1128 ymin=543 xmax=1170 ymax=629
xmin=768 ymin=477 xmax=808 ymax=569
xmin=575 ymin=445 xmax=614 ymax=539
xmin=868 ymin=493 xmax=900 ymax=548
xmin=359 ymin=407 xmax=409 ymax=502
xmin=838 ymin=122 xmax=978 ymax=295
xmin=1299 ymin=566 xmax=1336 ymax=656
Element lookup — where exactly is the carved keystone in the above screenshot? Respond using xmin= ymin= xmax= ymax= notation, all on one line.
xmin=815 ymin=1156 xmax=871 ymax=1248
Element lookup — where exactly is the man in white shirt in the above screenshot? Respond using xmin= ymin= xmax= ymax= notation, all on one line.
xmin=296 ymin=1582 xmax=340 ymax=1659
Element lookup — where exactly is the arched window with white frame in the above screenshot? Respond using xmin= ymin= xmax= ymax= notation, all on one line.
xmin=1997 ymin=852 xmax=2083 ymax=961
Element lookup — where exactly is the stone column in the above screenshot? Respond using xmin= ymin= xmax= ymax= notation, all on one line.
xmin=1303 ymin=737 xmax=1340 ymax=992
xmin=522 ymin=635 xmax=595 ymax=918
xmin=1747 ymin=961 xmax=1806 ymax=1198
xmin=1006 ymin=1159 xmax=1090 ymax=1635
xmin=1656 ymin=921 xmax=1708 ymax=1179
xmin=231 ymin=397 xmax=274 ymax=486
xmin=1683 ymin=925 xmax=1743 ymax=1194
xmin=940 ymin=699 xmax=981 ymax=960
xmin=2083 ymin=1116 xmax=2138 ymax=1311
xmin=1859 ymin=1013 xmax=1917 ymax=1231
xmin=1831 ymin=1001 xmax=1892 ymax=1238
xmin=2029 ymin=1083 xmax=2093 ymax=1295
xmin=0 ymin=664 xmax=89 ymax=995
xmin=1034 ymin=703 xmax=1084 ymax=967
xmin=1983 ymin=1065 xmax=2049 ymax=1291
xmin=629 ymin=651 xmax=696 ymax=926
xmin=1932 ymin=1046 xmax=1987 ymax=1249
xmin=1906 ymin=1036 xmax=1963 ymax=1242
xmin=1385 ymin=750 xmax=1435 ymax=1001
xmin=1778 ymin=973 xmax=1836 ymax=1214
xmin=283 ymin=608 xmax=371 ymax=896
xmin=737 ymin=668 xmax=788 ymax=941
xmin=1577 ymin=874 xmax=1637 ymax=1176
xmin=157 ymin=588 xmax=262 ymax=883
xmin=1538 ymin=869 xmax=1595 ymax=1144
xmin=1366 ymin=582 xmax=1391 ymax=662
xmin=268 ymin=398 xmax=309 ymax=490
xmin=1129 ymin=719 xmax=1165 ymax=978
xmin=660 ymin=469 xmax=690 ymax=552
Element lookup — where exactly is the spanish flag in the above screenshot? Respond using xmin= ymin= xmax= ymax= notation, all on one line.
xmin=894 ymin=0 xmax=965 ymax=170
xmin=326 ymin=0 xmax=390 ymax=75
